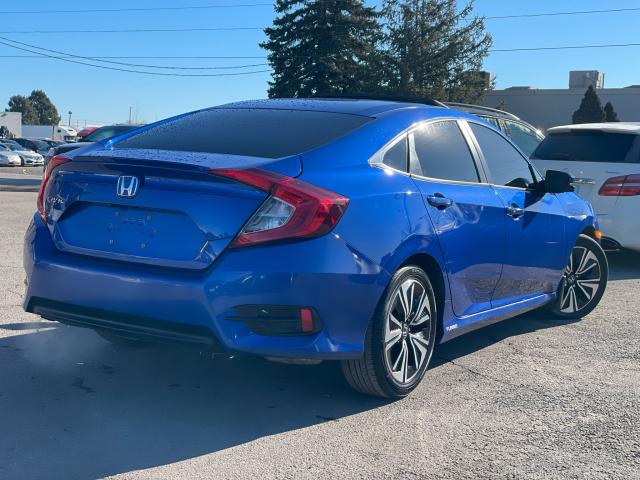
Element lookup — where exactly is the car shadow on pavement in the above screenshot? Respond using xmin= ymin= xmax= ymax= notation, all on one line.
xmin=0 ymin=324 xmax=388 ymax=479
xmin=431 ymin=311 xmax=580 ymax=369
xmin=606 ymin=250 xmax=640 ymax=281
xmin=2 ymin=247 xmax=637 ymax=479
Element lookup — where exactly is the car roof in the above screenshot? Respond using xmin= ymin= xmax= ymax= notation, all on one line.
xmin=547 ymin=123 xmax=640 ymax=135
xmin=216 ymin=97 xmax=447 ymax=117
xmin=445 ymin=102 xmax=521 ymax=121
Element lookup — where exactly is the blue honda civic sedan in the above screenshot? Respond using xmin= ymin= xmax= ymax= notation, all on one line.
xmin=23 ymin=98 xmax=608 ymax=398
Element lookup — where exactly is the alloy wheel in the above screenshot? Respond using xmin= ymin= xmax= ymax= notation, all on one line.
xmin=559 ymin=245 xmax=603 ymax=314
xmin=384 ymin=278 xmax=432 ymax=384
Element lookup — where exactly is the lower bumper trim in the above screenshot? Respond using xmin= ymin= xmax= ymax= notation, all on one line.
xmin=27 ymin=297 xmax=227 ymax=351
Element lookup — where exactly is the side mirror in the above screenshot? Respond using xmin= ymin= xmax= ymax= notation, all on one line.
xmin=543 ymin=170 xmax=574 ymax=194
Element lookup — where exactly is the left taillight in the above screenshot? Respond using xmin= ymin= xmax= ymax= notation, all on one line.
xmin=37 ymin=154 xmax=71 ymax=221
xmin=598 ymin=174 xmax=640 ymax=197
xmin=208 ymin=168 xmax=349 ymax=248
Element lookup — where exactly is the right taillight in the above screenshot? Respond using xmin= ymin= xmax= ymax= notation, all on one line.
xmin=208 ymin=168 xmax=349 ymax=248
xmin=37 ymin=154 xmax=71 ymax=220
xmin=598 ymin=174 xmax=640 ymax=197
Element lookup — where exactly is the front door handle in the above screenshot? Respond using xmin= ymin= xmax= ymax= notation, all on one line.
xmin=427 ymin=194 xmax=453 ymax=209
xmin=505 ymin=203 xmax=524 ymax=219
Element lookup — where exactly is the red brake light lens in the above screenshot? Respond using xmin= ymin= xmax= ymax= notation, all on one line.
xmin=208 ymin=168 xmax=349 ymax=248
xmin=598 ymin=174 xmax=640 ymax=197
xmin=37 ymin=154 xmax=71 ymax=220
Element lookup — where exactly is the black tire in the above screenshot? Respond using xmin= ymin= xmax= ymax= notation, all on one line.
xmin=548 ymin=234 xmax=608 ymax=319
xmin=341 ymin=266 xmax=437 ymax=399
xmin=96 ymin=330 xmax=150 ymax=348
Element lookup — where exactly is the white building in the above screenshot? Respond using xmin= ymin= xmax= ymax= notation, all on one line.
xmin=0 ymin=111 xmax=22 ymax=137
xmin=482 ymin=71 xmax=640 ymax=130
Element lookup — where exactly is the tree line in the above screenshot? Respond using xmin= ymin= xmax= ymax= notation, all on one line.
xmin=261 ymin=0 xmax=492 ymax=103
xmin=5 ymin=90 xmax=61 ymax=126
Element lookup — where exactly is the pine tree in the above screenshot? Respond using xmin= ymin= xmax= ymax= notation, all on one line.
xmin=261 ymin=0 xmax=384 ymax=97
xmin=604 ymin=101 xmax=620 ymax=122
xmin=381 ymin=0 xmax=492 ymax=102
xmin=572 ymin=86 xmax=606 ymax=124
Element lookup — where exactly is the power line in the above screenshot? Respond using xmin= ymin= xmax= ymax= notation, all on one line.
xmin=0 ymin=37 xmax=267 ymax=70
xmin=1 ymin=4 xmax=638 ymax=18
xmin=0 ymin=27 xmax=264 ymax=34
xmin=0 ymin=3 xmax=273 ymax=14
xmin=0 ymin=55 xmax=267 ymax=59
xmin=490 ymin=42 xmax=640 ymax=52
xmin=0 ymin=39 xmax=271 ymax=77
xmin=486 ymin=7 xmax=640 ymax=20
xmin=3 ymin=42 xmax=640 ymax=60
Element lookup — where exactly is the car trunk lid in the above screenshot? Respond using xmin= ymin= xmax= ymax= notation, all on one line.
xmin=43 ymin=148 xmax=301 ymax=269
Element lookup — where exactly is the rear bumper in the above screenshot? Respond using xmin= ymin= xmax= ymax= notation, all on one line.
xmin=23 ymin=214 xmax=386 ymax=359
xmin=597 ymin=202 xmax=640 ymax=251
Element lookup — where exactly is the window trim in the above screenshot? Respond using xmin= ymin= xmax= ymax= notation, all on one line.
xmin=369 ymin=117 xmax=490 ymax=187
xmin=464 ymin=119 xmax=544 ymax=192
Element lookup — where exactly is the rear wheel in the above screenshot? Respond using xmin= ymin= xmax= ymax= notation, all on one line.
xmin=341 ymin=266 xmax=437 ymax=398
xmin=549 ymin=234 xmax=608 ymax=319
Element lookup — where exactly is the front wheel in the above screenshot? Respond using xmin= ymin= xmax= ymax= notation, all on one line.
xmin=341 ymin=266 xmax=437 ymax=399
xmin=549 ymin=234 xmax=608 ymax=319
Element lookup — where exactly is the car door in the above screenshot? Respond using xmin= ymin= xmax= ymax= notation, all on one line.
xmin=408 ymin=119 xmax=506 ymax=317
xmin=467 ymin=122 xmax=568 ymax=307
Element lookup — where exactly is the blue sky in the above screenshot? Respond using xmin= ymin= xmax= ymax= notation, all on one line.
xmin=1 ymin=0 xmax=640 ymax=126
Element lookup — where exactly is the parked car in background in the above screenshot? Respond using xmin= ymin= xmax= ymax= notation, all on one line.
xmin=44 ymin=124 xmax=144 ymax=167
xmin=0 ymin=141 xmax=44 ymax=166
xmin=25 ymin=98 xmax=607 ymax=398
xmin=446 ymin=103 xmax=544 ymax=157
xmin=14 ymin=138 xmax=52 ymax=156
xmin=532 ymin=123 xmax=640 ymax=252
xmin=76 ymin=126 xmax=99 ymax=140
xmin=0 ymin=144 xmax=22 ymax=166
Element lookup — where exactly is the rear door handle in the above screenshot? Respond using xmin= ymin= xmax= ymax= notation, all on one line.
xmin=572 ymin=177 xmax=595 ymax=185
xmin=427 ymin=194 xmax=453 ymax=209
xmin=505 ymin=204 xmax=524 ymax=219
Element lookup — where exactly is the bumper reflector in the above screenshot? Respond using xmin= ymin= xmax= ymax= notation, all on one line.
xmin=226 ymin=305 xmax=321 ymax=336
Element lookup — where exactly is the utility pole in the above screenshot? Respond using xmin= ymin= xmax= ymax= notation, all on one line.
xmin=68 ymin=111 xmax=72 ymax=127
xmin=128 ymin=106 xmax=133 ymax=125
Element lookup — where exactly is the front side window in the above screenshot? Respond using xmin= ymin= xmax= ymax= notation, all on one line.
xmin=503 ymin=120 xmax=543 ymax=157
xmin=470 ymin=123 xmax=535 ymax=188
xmin=531 ymin=131 xmax=640 ymax=163
xmin=410 ymin=120 xmax=480 ymax=183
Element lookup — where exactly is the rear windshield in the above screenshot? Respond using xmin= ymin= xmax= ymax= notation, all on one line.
xmin=532 ymin=131 xmax=640 ymax=163
xmin=114 ymin=108 xmax=371 ymax=158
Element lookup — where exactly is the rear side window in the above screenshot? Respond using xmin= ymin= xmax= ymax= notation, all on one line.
xmin=503 ymin=120 xmax=543 ymax=157
xmin=381 ymin=136 xmax=408 ymax=171
xmin=410 ymin=121 xmax=480 ymax=183
xmin=470 ymin=123 xmax=535 ymax=188
xmin=115 ymin=108 xmax=371 ymax=159
xmin=531 ymin=131 xmax=640 ymax=163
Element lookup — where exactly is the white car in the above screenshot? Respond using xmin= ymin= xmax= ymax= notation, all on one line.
xmin=0 ymin=142 xmax=44 ymax=166
xmin=0 ymin=145 xmax=22 ymax=166
xmin=531 ymin=123 xmax=640 ymax=251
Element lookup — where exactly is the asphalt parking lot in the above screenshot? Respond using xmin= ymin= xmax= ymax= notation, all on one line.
xmin=0 ymin=190 xmax=638 ymax=480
